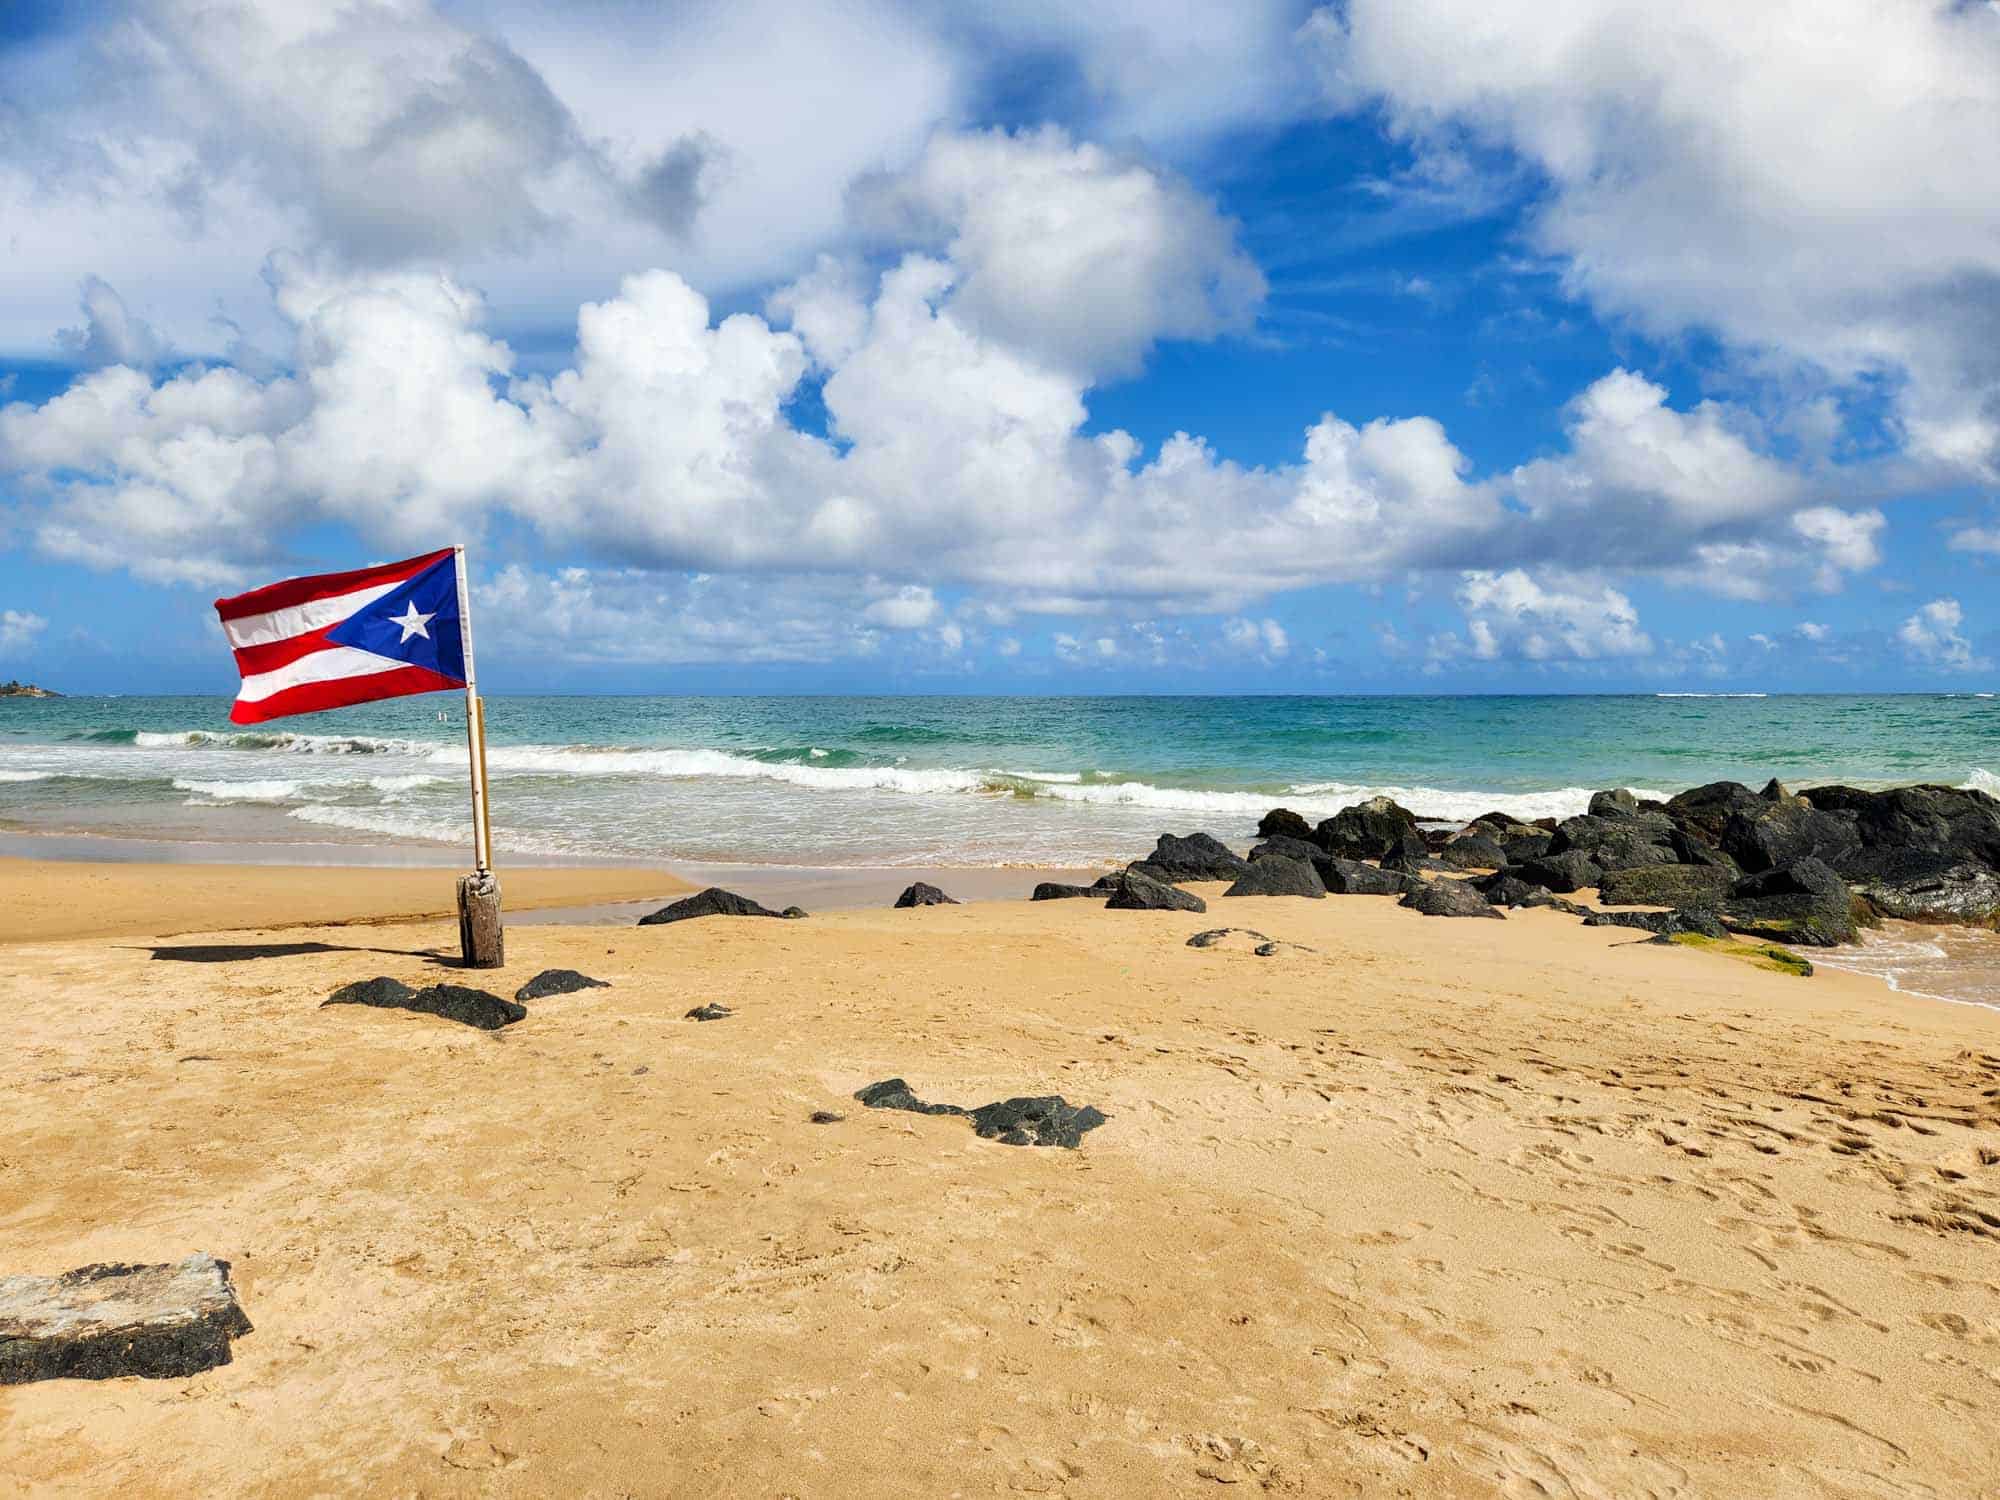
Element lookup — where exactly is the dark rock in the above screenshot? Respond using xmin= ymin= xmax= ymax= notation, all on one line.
xmin=1437 ymin=834 xmax=1508 ymax=871
xmin=1140 ymin=832 xmax=1249 ymax=882
xmin=1588 ymin=788 xmax=1641 ymax=819
xmin=1105 ymin=867 xmax=1207 ymax=913
xmin=893 ymin=882 xmax=958 ymax=908
xmin=1666 ymin=782 xmax=1858 ymax=874
xmin=1031 ymin=882 xmax=1103 ymax=901
xmin=1546 ymin=813 xmax=1680 ymax=873
xmin=1314 ymin=796 xmax=1420 ymax=859
xmin=1595 ymin=865 xmax=1737 ymax=909
xmin=1249 ymin=834 xmax=1328 ymax=869
xmin=809 ymin=1110 xmax=845 ymax=1124
xmin=1760 ymin=778 xmax=1793 ymax=801
xmin=1851 ymin=857 xmax=2000 ymax=925
xmin=1223 ymin=855 xmax=1326 ymax=898
xmin=1475 ymin=872 xmax=1549 ymax=907
xmin=1500 ymin=830 xmax=1556 ymax=862
xmin=323 ymin=977 xmax=523 ymax=1030
xmin=1516 ymin=850 xmax=1604 ymax=894
xmin=1322 ymin=857 xmax=1413 ymax=896
xmin=0 ymin=1254 xmax=252 ymax=1384
xmin=1803 ymin=784 xmax=2000 ymax=882
xmin=1379 ymin=829 xmax=1435 ymax=873
xmin=1399 ymin=878 xmax=1505 ymax=919
xmin=638 ymin=887 xmax=786 ymax=925
xmin=781 ymin=906 xmax=809 ymax=919
xmin=1584 ymin=908 xmax=1730 ymax=938
xmin=1257 ymin=807 xmax=1315 ymax=842
xmin=513 ymin=968 xmax=611 ymax=1002
xmin=1719 ymin=858 xmax=1858 ymax=947
xmin=853 ymin=1078 xmax=1107 ymax=1148
xmin=684 ymin=1003 xmax=733 ymax=1021
xmin=1187 ymin=927 xmax=1317 ymax=956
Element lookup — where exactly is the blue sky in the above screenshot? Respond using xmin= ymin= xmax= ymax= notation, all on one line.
xmin=1 ymin=0 xmax=1995 ymax=695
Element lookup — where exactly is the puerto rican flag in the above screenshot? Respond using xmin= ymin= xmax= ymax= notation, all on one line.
xmin=214 ymin=548 xmax=469 ymax=724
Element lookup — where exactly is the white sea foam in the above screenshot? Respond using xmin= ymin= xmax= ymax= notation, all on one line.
xmin=1655 ymin=692 xmax=1768 ymax=698
xmin=174 ymin=777 xmax=309 ymax=803
xmin=1965 ymin=767 xmax=2000 ymax=795
xmin=138 ymin=728 xmax=433 ymax=755
xmin=0 ymin=769 xmax=51 ymax=783
xmin=287 ymin=802 xmax=479 ymax=845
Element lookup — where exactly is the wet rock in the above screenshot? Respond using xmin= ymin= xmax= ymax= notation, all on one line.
xmin=893 ymin=882 xmax=958 ymax=908
xmin=1140 ymin=832 xmax=1249 ymax=882
xmin=1105 ymin=867 xmax=1207 ymax=913
xmin=1852 ymin=858 xmax=2000 ymax=925
xmin=513 ymin=968 xmax=611 ymax=1002
xmin=1399 ymin=878 xmax=1504 ymax=919
xmin=1322 ymin=858 xmax=1413 ymax=896
xmin=1719 ymin=857 xmax=1859 ymax=947
xmin=1584 ymin=908 xmax=1730 ymax=938
xmin=639 ymin=887 xmax=788 ymax=925
xmin=1031 ymin=882 xmax=1103 ymax=901
xmin=684 ymin=1003 xmax=733 ymax=1021
xmin=1595 ymin=865 xmax=1736 ymax=909
xmin=0 ymin=1254 xmax=251 ymax=1384
xmin=323 ymin=977 xmax=524 ymax=1030
xmin=1804 ymin=783 xmax=2000 ymax=882
xmin=1256 ymin=807 xmax=1315 ymax=842
xmin=854 ymin=1077 xmax=1107 ymax=1148
xmin=1515 ymin=850 xmax=1604 ymax=894
xmin=1315 ymin=796 xmax=1420 ymax=860
xmin=1588 ymin=788 xmax=1641 ymax=819
xmin=1223 ymin=855 xmax=1326 ymax=898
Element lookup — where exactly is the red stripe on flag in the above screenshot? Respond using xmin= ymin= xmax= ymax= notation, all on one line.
xmin=214 ymin=548 xmax=455 ymax=623
xmin=232 ymin=624 xmax=339 ymax=679
xmin=228 ymin=664 xmax=464 ymax=724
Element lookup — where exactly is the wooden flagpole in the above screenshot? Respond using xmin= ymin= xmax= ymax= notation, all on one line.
xmin=453 ymin=544 xmax=503 ymax=967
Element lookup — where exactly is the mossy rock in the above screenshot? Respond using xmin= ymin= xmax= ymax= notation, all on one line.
xmin=1663 ymin=932 xmax=1814 ymax=977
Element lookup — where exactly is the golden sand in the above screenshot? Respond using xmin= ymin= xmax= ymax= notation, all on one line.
xmin=1 ymin=866 xmax=1997 ymax=1496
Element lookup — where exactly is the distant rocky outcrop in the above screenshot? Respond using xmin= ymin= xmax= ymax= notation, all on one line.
xmin=0 ymin=680 xmax=58 ymax=698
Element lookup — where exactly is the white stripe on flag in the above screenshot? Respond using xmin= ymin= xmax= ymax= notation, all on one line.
xmin=221 ymin=580 xmax=403 ymax=650
xmin=234 ymin=646 xmax=406 ymax=704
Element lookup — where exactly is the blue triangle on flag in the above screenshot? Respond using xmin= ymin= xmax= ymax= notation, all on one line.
xmin=326 ymin=553 xmax=467 ymax=681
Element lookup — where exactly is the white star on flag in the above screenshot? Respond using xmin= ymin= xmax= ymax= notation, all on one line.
xmin=390 ymin=601 xmax=435 ymax=642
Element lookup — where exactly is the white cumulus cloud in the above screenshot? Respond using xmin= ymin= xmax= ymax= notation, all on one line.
xmin=1897 ymin=598 xmax=1986 ymax=673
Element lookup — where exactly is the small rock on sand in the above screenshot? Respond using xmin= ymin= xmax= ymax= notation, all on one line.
xmin=853 ymin=1077 xmax=1107 ymax=1148
xmin=514 ymin=968 xmax=611 ymax=1002
xmin=322 ymin=977 xmax=524 ymax=1030
xmin=0 ymin=1254 xmax=252 ymax=1384
xmin=893 ymin=882 xmax=958 ymax=908
xmin=639 ymin=887 xmax=789 ymax=924
xmin=685 ymin=1003 xmax=733 ymax=1021
xmin=1399 ymin=879 xmax=1506 ymax=920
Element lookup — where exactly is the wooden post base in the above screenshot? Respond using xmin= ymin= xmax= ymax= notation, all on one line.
xmin=457 ymin=871 xmax=504 ymax=969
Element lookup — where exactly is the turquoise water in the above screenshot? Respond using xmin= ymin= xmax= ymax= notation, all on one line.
xmin=3 ymin=693 xmax=1994 ymax=867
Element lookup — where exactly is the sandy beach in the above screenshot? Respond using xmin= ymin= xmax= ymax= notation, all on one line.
xmin=2 ymin=860 xmax=1996 ymax=1497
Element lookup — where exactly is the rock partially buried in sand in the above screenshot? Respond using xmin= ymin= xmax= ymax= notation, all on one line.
xmin=514 ymin=968 xmax=611 ymax=1002
xmin=1399 ymin=879 xmax=1505 ymax=919
xmin=323 ymin=977 xmax=524 ymax=1030
xmin=1031 ymin=882 xmax=1102 ymax=901
xmin=893 ymin=881 xmax=958 ymax=908
xmin=1584 ymin=908 xmax=1729 ymax=938
xmin=639 ymin=887 xmax=794 ymax=925
xmin=0 ymin=1254 xmax=252 ymax=1384
xmin=1187 ymin=927 xmax=1318 ymax=956
xmin=853 ymin=1078 xmax=1107 ymax=1148
xmin=1105 ymin=867 xmax=1207 ymax=913
xmin=685 ymin=1003 xmax=733 ymax=1021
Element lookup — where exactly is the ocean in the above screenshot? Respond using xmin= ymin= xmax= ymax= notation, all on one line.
xmin=4 ymin=692 xmax=1996 ymax=1006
